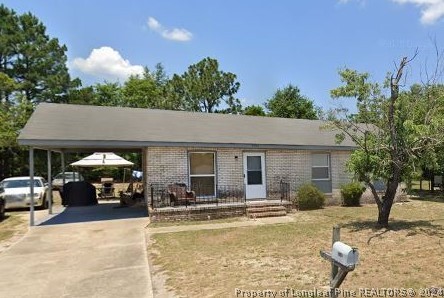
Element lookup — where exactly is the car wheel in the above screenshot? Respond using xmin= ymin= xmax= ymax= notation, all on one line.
xmin=0 ymin=204 xmax=5 ymax=220
xmin=40 ymin=195 xmax=48 ymax=210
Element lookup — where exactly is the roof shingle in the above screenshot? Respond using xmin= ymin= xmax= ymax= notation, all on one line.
xmin=18 ymin=103 xmax=355 ymax=150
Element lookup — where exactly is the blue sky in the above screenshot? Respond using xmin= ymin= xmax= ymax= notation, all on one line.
xmin=2 ymin=0 xmax=444 ymax=110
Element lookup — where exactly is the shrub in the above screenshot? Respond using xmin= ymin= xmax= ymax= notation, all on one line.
xmin=340 ymin=182 xmax=365 ymax=207
xmin=295 ymin=184 xmax=325 ymax=210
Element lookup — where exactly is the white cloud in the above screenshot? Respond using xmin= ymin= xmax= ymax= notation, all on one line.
xmin=392 ymin=0 xmax=444 ymax=24
xmin=147 ymin=16 xmax=193 ymax=42
xmin=340 ymin=0 xmax=444 ymax=24
xmin=147 ymin=17 xmax=161 ymax=30
xmin=71 ymin=46 xmax=144 ymax=81
xmin=337 ymin=0 xmax=366 ymax=4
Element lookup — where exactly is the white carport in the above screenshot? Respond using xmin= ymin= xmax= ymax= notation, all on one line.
xmin=18 ymin=104 xmax=152 ymax=226
xmin=24 ymin=149 xmax=144 ymax=226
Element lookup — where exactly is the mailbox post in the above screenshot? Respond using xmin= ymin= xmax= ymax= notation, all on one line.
xmin=320 ymin=226 xmax=359 ymax=298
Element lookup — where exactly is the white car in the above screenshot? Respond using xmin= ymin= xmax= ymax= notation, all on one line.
xmin=0 ymin=176 xmax=49 ymax=209
xmin=52 ymin=172 xmax=84 ymax=191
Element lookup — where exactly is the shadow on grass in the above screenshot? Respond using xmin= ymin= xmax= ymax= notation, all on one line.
xmin=341 ymin=219 xmax=444 ymax=244
xmin=407 ymin=190 xmax=444 ymax=203
xmin=0 ymin=214 xmax=11 ymax=223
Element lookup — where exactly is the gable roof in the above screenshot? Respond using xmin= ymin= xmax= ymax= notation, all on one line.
xmin=18 ymin=103 xmax=355 ymax=151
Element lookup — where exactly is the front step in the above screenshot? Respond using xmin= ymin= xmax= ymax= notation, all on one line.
xmin=246 ymin=204 xmax=287 ymax=219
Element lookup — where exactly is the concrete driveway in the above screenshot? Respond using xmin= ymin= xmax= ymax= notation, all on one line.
xmin=0 ymin=202 xmax=153 ymax=298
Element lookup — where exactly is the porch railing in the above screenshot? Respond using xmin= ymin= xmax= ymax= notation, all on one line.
xmin=150 ymin=183 xmax=246 ymax=209
xmin=265 ymin=180 xmax=291 ymax=202
xmin=150 ymin=180 xmax=291 ymax=209
xmin=279 ymin=180 xmax=290 ymax=202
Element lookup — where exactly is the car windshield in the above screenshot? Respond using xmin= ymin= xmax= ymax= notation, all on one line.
xmin=2 ymin=179 xmax=42 ymax=188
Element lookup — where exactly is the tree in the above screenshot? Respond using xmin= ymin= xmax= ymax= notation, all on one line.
xmin=66 ymin=86 xmax=97 ymax=106
xmin=0 ymin=4 xmax=78 ymax=178
xmin=329 ymin=56 xmax=444 ymax=227
xmin=0 ymin=72 xmax=17 ymax=98
xmin=243 ymin=105 xmax=266 ymax=116
xmin=94 ymin=82 xmax=123 ymax=106
xmin=122 ymin=64 xmax=181 ymax=109
xmin=0 ymin=97 xmax=33 ymax=179
xmin=0 ymin=5 xmax=77 ymax=103
xmin=265 ymin=84 xmax=319 ymax=119
xmin=123 ymin=69 xmax=163 ymax=108
xmin=168 ymin=57 xmax=241 ymax=113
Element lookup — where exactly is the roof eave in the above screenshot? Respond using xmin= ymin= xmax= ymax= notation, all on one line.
xmin=17 ymin=139 xmax=356 ymax=151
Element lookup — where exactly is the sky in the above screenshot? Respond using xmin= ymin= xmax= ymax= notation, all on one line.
xmin=2 ymin=0 xmax=444 ymax=110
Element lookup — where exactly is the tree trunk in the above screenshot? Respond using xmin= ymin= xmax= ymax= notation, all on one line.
xmin=377 ymin=179 xmax=399 ymax=228
xmin=377 ymin=199 xmax=393 ymax=228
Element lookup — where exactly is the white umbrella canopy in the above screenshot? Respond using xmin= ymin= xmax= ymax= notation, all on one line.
xmin=70 ymin=152 xmax=134 ymax=167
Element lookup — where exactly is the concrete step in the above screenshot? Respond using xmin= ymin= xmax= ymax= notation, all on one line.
xmin=246 ymin=205 xmax=287 ymax=213
xmin=247 ymin=210 xmax=287 ymax=218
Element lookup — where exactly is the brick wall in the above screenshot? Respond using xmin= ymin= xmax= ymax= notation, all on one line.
xmin=331 ymin=151 xmax=353 ymax=190
xmin=149 ymin=205 xmax=246 ymax=222
xmin=144 ymin=147 xmax=244 ymax=189
xmin=330 ymin=151 xmax=354 ymax=204
xmin=145 ymin=147 xmax=188 ymax=187
xmin=216 ymin=148 xmax=243 ymax=189
xmin=144 ymin=147 xmax=352 ymax=204
xmin=265 ymin=150 xmax=311 ymax=199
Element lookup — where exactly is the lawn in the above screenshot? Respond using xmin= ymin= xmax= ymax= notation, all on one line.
xmin=148 ymin=199 xmax=444 ymax=297
xmin=0 ymin=213 xmax=27 ymax=251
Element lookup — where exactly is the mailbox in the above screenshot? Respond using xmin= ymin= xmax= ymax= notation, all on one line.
xmin=332 ymin=241 xmax=359 ymax=267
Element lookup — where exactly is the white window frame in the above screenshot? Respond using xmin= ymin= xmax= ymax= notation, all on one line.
xmin=311 ymin=153 xmax=330 ymax=181
xmin=188 ymin=151 xmax=216 ymax=198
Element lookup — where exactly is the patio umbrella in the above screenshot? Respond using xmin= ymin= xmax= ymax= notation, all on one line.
xmin=70 ymin=152 xmax=134 ymax=167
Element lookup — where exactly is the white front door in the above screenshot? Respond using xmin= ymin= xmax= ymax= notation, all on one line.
xmin=243 ymin=152 xmax=266 ymax=199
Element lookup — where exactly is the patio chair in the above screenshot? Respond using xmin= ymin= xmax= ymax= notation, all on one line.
xmin=99 ymin=178 xmax=115 ymax=199
xmin=167 ymin=183 xmax=196 ymax=206
xmin=119 ymin=181 xmax=144 ymax=206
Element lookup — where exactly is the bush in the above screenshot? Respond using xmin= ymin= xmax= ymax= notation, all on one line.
xmin=340 ymin=182 xmax=365 ymax=207
xmin=295 ymin=184 xmax=325 ymax=210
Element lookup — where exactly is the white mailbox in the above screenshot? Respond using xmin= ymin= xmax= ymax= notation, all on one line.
xmin=332 ymin=241 xmax=359 ymax=267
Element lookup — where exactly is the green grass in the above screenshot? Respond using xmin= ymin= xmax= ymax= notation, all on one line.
xmin=149 ymin=200 xmax=444 ymax=297
xmin=0 ymin=213 xmax=26 ymax=242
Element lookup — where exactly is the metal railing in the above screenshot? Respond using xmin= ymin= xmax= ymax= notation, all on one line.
xmin=150 ymin=180 xmax=291 ymax=208
xmin=279 ymin=180 xmax=290 ymax=202
xmin=150 ymin=183 xmax=246 ymax=208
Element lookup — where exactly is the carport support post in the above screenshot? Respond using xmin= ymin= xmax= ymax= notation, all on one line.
xmin=61 ymin=151 xmax=65 ymax=187
xmin=47 ymin=150 xmax=53 ymax=214
xmin=142 ymin=148 xmax=148 ymax=207
xmin=29 ymin=147 xmax=35 ymax=226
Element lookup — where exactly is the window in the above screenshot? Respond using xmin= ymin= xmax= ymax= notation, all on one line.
xmin=189 ymin=152 xmax=216 ymax=197
xmin=246 ymin=156 xmax=262 ymax=185
xmin=312 ymin=153 xmax=330 ymax=180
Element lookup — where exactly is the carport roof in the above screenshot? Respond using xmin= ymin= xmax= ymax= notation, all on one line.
xmin=18 ymin=103 xmax=356 ymax=151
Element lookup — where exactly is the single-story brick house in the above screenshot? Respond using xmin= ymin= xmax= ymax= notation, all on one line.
xmin=18 ymin=103 xmax=355 ymax=208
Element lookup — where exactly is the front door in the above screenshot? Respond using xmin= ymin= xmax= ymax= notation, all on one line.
xmin=243 ymin=152 xmax=266 ymax=199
